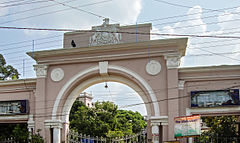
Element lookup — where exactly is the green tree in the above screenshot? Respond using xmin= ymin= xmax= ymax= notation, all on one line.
xmin=0 ymin=124 xmax=44 ymax=143
xmin=198 ymin=116 xmax=238 ymax=142
xmin=69 ymin=101 xmax=146 ymax=138
xmin=0 ymin=54 xmax=19 ymax=80
xmin=203 ymin=116 xmax=237 ymax=136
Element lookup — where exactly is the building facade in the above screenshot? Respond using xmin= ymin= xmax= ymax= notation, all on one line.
xmin=76 ymin=92 xmax=93 ymax=108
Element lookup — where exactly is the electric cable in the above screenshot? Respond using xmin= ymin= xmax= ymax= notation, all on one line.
xmin=152 ymin=0 xmax=239 ymax=13
xmin=0 ymin=0 xmax=78 ymax=18
xmin=23 ymin=83 xmax=240 ymax=118
xmin=141 ymin=4 xmax=240 ymax=24
xmin=0 ymin=0 xmax=49 ymax=8
xmin=2 ymin=25 xmax=240 ymax=39
xmin=48 ymin=0 xmax=107 ymax=19
xmin=0 ymin=0 xmax=114 ymax=25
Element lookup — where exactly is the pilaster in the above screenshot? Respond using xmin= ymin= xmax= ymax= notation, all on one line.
xmin=33 ymin=64 xmax=48 ymax=138
xmin=164 ymin=54 xmax=181 ymax=141
xmin=27 ymin=115 xmax=35 ymax=133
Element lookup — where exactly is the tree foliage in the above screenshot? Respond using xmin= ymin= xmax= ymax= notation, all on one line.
xmin=0 ymin=54 xmax=19 ymax=80
xmin=202 ymin=116 xmax=238 ymax=136
xmin=197 ymin=116 xmax=238 ymax=142
xmin=69 ymin=101 xmax=146 ymax=138
xmin=0 ymin=123 xmax=44 ymax=143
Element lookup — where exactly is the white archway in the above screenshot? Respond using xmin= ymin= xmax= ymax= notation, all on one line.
xmin=52 ymin=64 xmax=160 ymax=121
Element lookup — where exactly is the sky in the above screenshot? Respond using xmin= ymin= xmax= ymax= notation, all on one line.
xmin=1 ymin=0 xmax=240 ymax=115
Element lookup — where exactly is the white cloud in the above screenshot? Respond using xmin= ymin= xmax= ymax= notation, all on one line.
xmin=0 ymin=2 xmax=9 ymax=16
xmin=7 ymin=0 xmax=142 ymax=37
xmin=153 ymin=5 xmax=240 ymax=67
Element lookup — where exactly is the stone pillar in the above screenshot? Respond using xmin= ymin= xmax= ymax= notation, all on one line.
xmin=150 ymin=116 xmax=168 ymax=143
xmin=62 ymin=121 xmax=70 ymax=142
xmin=152 ymin=123 xmax=159 ymax=143
xmin=45 ymin=119 xmax=63 ymax=143
xmin=178 ymin=80 xmax=185 ymax=116
xmin=164 ymin=54 xmax=181 ymax=141
xmin=33 ymin=64 xmax=48 ymax=138
xmin=53 ymin=127 xmax=61 ymax=143
xmin=27 ymin=115 xmax=35 ymax=137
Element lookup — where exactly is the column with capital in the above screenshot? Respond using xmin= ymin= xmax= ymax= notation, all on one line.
xmin=164 ymin=54 xmax=181 ymax=141
xmin=33 ymin=64 xmax=48 ymax=138
xmin=150 ymin=116 xmax=168 ymax=143
xmin=45 ymin=119 xmax=63 ymax=143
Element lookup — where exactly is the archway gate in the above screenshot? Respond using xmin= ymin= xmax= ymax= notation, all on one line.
xmin=27 ymin=35 xmax=187 ymax=143
xmin=0 ymin=22 xmax=188 ymax=143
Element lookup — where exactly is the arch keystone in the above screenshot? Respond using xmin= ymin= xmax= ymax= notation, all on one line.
xmin=99 ymin=61 xmax=108 ymax=75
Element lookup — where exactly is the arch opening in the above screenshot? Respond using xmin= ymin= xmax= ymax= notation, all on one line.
xmin=84 ymin=81 xmax=147 ymax=116
xmin=61 ymin=74 xmax=153 ymax=123
xmin=51 ymin=65 xmax=160 ymax=122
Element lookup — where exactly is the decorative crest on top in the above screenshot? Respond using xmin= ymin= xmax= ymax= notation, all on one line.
xmin=89 ymin=18 xmax=121 ymax=46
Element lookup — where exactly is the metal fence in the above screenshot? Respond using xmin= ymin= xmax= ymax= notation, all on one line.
xmin=193 ymin=136 xmax=240 ymax=143
xmin=67 ymin=131 xmax=147 ymax=143
xmin=0 ymin=137 xmax=18 ymax=143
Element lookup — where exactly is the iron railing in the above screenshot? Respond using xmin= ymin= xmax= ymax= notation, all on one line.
xmin=67 ymin=130 xmax=147 ymax=143
xmin=193 ymin=136 xmax=240 ymax=143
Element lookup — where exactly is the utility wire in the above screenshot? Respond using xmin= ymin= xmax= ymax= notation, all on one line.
xmin=152 ymin=0 xmax=238 ymax=13
xmin=2 ymin=32 xmax=240 ymax=66
xmin=0 ymin=0 xmax=78 ymax=18
xmin=2 ymin=81 xmax=239 ymax=104
xmin=142 ymin=4 xmax=240 ymax=23
xmin=8 ymin=84 xmax=240 ymax=118
xmin=6 ymin=48 xmax=240 ymax=67
xmin=0 ymin=34 xmax=62 ymax=47
xmin=0 ymin=0 xmax=113 ymax=25
xmin=152 ymin=10 xmax=240 ymax=27
xmin=0 ymin=0 xmax=49 ymax=8
xmin=0 ymin=0 xmax=29 ymax=5
xmin=48 ymin=0 xmax=107 ymax=19
xmin=154 ymin=15 xmax=240 ymax=30
xmin=2 ymin=24 xmax=240 ymax=50
xmin=2 ymin=25 xmax=240 ymax=39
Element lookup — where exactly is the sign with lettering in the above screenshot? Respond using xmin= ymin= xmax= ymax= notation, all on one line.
xmin=191 ymin=89 xmax=240 ymax=108
xmin=174 ymin=115 xmax=201 ymax=138
xmin=0 ymin=100 xmax=29 ymax=115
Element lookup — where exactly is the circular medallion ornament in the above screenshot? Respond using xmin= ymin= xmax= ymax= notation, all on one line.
xmin=51 ymin=68 xmax=64 ymax=82
xmin=146 ymin=60 xmax=161 ymax=76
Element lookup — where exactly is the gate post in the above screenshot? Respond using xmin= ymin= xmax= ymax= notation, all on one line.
xmin=150 ymin=116 xmax=168 ymax=143
xmin=45 ymin=119 xmax=63 ymax=143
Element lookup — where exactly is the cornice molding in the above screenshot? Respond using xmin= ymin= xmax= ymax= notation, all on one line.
xmin=179 ymin=65 xmax=240 ymax=73
xmin=179 ymin=74 xmax=240 ymax=81
xmin=0 ymin=87 xmax=36 ymax=93
xmin=150 ymin=116 xmax=168 ymax=126
xmin=27 ymin=38 xmax=188 ymax=63
xmin=186 ymin=107 xmax=240 ymax=116
xmin=0 ymin=78 xmax=36 ymax=86
xmin=44 ymin=119 xmax=63 ymax=129
xmin=36 ymin=50 xmax=177 ymax=65
xmin=0 ymin=115 xmax=28 ymax=122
